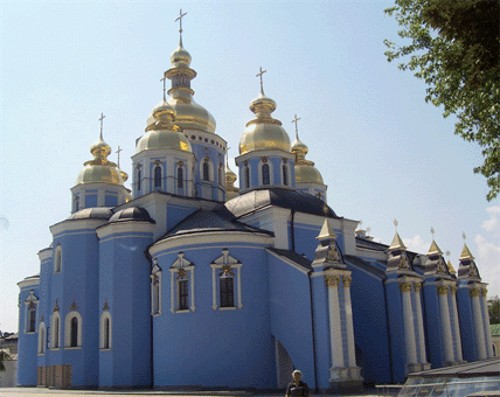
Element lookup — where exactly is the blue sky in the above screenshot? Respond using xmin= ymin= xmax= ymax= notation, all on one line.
xmin=1 ymin=1 xmax=498 ymax=332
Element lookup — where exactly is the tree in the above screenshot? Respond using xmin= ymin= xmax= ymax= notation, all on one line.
xmin=0 ymin=351 xmax=11 ymax=372
xmin=384 ymin=0 xmax=500 ymax=200
xmin=489 ymin=295 xmax=500 ymax=324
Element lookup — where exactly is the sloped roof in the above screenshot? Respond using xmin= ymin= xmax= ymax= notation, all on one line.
xmin=225 ymin=188 xmax=337 ymax=218
xmin=163 ymin=206 xmax=273 ymax=239
xmin=344 ymin=255 xmax=386 ymax=278
xmin=268 ymin=248 xmax=313 ymax=271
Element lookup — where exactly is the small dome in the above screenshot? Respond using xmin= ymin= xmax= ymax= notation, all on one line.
xmin=109 ymin=207 xmax=155 ymax=223
xmin=291 ymin=138 xmax=309 ymax=158
xmin=295 ymin=162 xmax=324 ymax=184
xmin=168 ymin=98 xmax=216 ymax=134
xmin=239 ymin=94 xmax=290 ymax=155
xmin=76 ymin=164 xmax=124 ymax=185
xmin=68 ymin=207 xmax=113 ymax=220
xmin=170 ymin=45 xmax=192 ymax=68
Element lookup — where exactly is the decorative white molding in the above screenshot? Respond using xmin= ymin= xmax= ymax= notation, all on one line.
xmin=210 ymin=249 xmax=243 ymax=310
xmin=50 ymin=219 xmax=107 ymax=237
xmin=96 ymin=222 xmax=155 ymax=240
xmin=17 ymin=277 xmax=40 ymax=289
xmin=37 ymin=322 xmax=46 ymax=355
xmin=64 ymin=311 xmax=83 ymax=348
xmin=169 ymin=252 xmax=195 ymax=313
xmin=50 ymin=311 xmax=61 ymax=349
xmin=99 ymin=311 xmax=112 ymax=350
xmin=151 ymin=263 xmax=162 ymax=316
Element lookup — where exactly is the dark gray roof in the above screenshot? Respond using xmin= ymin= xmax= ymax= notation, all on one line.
xmin=67 ymin=207 xmax=113 ymax=221
xmin=225 ymin=188 xmax=337 ymax=218
xmin=268 ymin=248 xmax=313 ymax=271
xmin=355 ymin=236 xmax=389 ymax=252
xmin=344 ymin=255 xmax=386 ymax=278
xmin=163 ymin=206 xmax=273 ymax=239
xmin=109 ymin=207 xmax=155 ymax=224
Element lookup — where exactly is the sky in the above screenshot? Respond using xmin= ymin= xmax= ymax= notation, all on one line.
xmin=0 ymin=1 xmax=498 ymax=333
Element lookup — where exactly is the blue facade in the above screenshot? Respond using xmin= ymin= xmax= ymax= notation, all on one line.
xmin=17 ymin=25 xmax=494 ymax=391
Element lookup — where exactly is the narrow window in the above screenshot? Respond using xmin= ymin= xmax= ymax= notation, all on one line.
xmin=137 ymin=167 xmax=142 ymax=191
xmin=203 ymin=161 xmax=210 ymax=181
xmin=151 ymin=271 xmax=161 ymax=316
xmin=177 ymin=166 xmax=184 ymax=188
xmin=282 ymin=164 xmax=288 ymax=186
xmin=178 ymin=279 xmax=189 ymax=310
xmin=244 ymin=165 xmax=250 ymax=189
xmin=54 ymin=245 xmax=62 ymax=273
xmin=103 ymin=318 xmax=110 ymax=349
xmin=28 ymin=304 xmax=36 ymax=333
xmin=53 ymin=316 xmax=60 ymax=348
xmin=262 ymin=163 xmax=270 ymax=185
xmin=74 ymin=195 xmax=79 ymax=212
xmin=70 ymin=317 xmax=78 ymax=347
xmin=218 ymin=164 xmax=222 ymax=185
xmin=38 ymin=323 xmax=46 ymax=354
xmin=154 ymin=165 xmax=162 ymax=188
xmin=220 ymin=277 xmax=234 ymax=308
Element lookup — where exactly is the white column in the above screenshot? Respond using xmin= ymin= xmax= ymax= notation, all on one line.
xmin=471 ymin=287 xmax=487 ymax=359
xmin=481 ymin=288 xmax=494 ymax=358
xmin=342 ymin=275 xmax=356 ymax=367
xmin=438 ymin=285 xmax=454 ymax=364
xmin=327 ymin=275 xmax=344 ymax=371
xmin=450 ymin=286 xmax=463 ymax=362
xmin=413 ymin=284 xmax=427 ymax=364
xmin=401 ymin=282 xmax=417 ymax=365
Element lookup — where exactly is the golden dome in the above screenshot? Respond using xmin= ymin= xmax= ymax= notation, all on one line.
xmin=76 ymin=136 xmax=124 ymax=186
xmin=239 ymin=94 xmax=291 ymax=155
xmin=168 ymin=98 xmax=216 ymax=133
xmin=170 ymin=45 xmax=192 ymax=68
xmin=295 ymin=161 xmax=324 ymax=184
xmin=137 ymin=100 xmax=192 ymax=153
xmin=291 ymin=138 xmax=309 ymax=159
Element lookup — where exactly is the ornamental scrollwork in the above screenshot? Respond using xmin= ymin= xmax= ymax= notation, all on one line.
xmin=325 ymin=275 xmax=340 ymax=288
xmin=399 ymin=282 xmax=412 ymax=293
xmin=437 ymin=285 xmax=448 ymax=295
xmin=470 ymin=288 xmax=480 ymax=298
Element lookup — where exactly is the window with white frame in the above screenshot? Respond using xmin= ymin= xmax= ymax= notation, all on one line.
xmin=24 ymin=290 xmax=38 ymax=333
xmin=169 ymin=252 xmax=195 ymax=313
xmin=282 ymin=160 xmax=289 ymax=186
xmin=50 ymin=309 xmax=61 ymax=349
xmin=210 ymin=249 xmax=243 ymax=310
xmin=151 ymin=262 xmax=162 ymax=316
xmin=38 ymin=322 xmax=46 ymax=355
xmin=202 ymin=158 xmax=211 ymax=181
xmin=64 ymin=310 xmax=82 ymax=348
xmin=244 ymin=163 xmax=250 ymax=189
xmin=154 ymin=163 xmax=162 ymax=188
xmin=100 ymin=311 xmax=112 ymax=350
xmin=262 ymin=163 xmax=270 ymax=185
xmin=177 ymin=163 xmax=184 ymax=189
xmin=54 ymin=245 xmax=62 ymax=273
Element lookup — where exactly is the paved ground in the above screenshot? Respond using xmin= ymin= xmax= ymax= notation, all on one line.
xmin=0 ymin=387 xmax=400 ymax=397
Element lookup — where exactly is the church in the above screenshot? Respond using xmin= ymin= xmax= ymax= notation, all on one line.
xmin=16 ymin=11 xmax=494 ymax=391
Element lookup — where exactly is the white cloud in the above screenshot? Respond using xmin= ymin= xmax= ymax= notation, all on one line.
xmin=475 ymin=206 xmax=500 ymax=298
xmin=403 ymin=234 xmax=429 ymax=254
xmin=482 ymin=205 xmax=500 ymax=235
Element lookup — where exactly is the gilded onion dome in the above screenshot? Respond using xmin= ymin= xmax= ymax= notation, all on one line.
xmin=291 ymin=122 xmax=324 ymax=185
xmin=76 ymin=135 xmax=124 ymax=186
xmin=148 ymin=42 xmax=216 ymax=134
xmin=137 ymin=100 xmax=192 ymax=153
xmin=239 ymin=93 xmax=291 ymax=155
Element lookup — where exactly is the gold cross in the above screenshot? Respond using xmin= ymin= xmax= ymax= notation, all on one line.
xmin=256 ymin=66 xmax=267 ymax=95
xmin=175 ymin=9 xmax=188 ymax=46
xmin=393 ymin=218 xmax=398 ymax=230
xmin=291 ymin=114 xmax=301 ymax=139
xmin=116 ymin=145 xmax=123 ymax=167
xmin=160 ymin=76 xmax=167 ymax=101
xmin=98 ymin=113 xmax=106 ymax=140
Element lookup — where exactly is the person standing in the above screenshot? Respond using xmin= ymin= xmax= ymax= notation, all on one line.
xmin=285 ymin=370 xmax=311 ymax=397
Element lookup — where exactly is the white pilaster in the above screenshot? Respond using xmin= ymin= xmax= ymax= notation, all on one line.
xmin=401 ymin=282 xmax=417 ymax=366
xmin=327 ymin=275 xmax=344 ymax=377
xmin=481 ymin=288 xmax=494 ymax=358
xmin=413 ymin=284 xmax=427 ymax=364
xmin=343 ymin=275 xmax=356 ymax=367
xmin=471 ymin=287 xmax=487 ymax=359
xmin=437 ymin=285 xmax=454 ymax=364
xmin=450 ymin=286 xmax=463 ymax=362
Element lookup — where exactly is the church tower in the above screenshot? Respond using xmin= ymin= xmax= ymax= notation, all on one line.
xmin=236 ymin=68 xmax=295 ymax=193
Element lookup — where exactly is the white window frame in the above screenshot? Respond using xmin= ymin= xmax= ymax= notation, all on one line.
xmin=259 ymin=158 xmax=273 ymax=186
xmin=54 ymin=245 xmax=62 ymax=273
xmin=99 ymin=311 xmax=112 ymax=350
xmin=201 ymin=157 xmax=213 ymax=182
xmin=24 ymin=290 xmax=38 ymax=334
xmin=169 ymin=252 xmax=195 ymax=313
xmin=38 ymin=322 xmax=46 ymax=355
xmin=281 ymin=159 xmax=291 ymax=186
xmin=64 ymin=311 xmax=83 ymax=349
xmin=210 ymin=249 xmax=243 ymax=310
xmin=151 ymin=263 xmax=162 ymax=316
xmin=50 ymin=310 xmax=61 ymax=349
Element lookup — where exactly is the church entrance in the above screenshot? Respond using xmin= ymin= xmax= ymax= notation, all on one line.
xmin=275 ymin=338 xmax=294 ymax=388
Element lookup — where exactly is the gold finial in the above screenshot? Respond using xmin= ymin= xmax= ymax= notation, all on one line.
xmin=116 ymin=145 xmax=123 ymax=168
xmin=431 ymin=226 xmax=435 ymax=239
xmin=393 ymin=218 xmax=399 ymax=231
xmin=175 ymin=9 xmax=188 ymax=47
xmin=462 ymin=232 xmax=467 ymax=242
xmin=256 ymin=66 xmax=267 ymax=96
xmin=160 ymin=76 xmax=167 ymax=101
xmin=291 ymin=114 xmax=301 ymax=140
xmin=98 ymin=112 xmax=106 ymax=140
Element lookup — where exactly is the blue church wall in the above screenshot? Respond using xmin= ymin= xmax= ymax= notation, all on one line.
xmin=36 ymin=259 xmax=52 ymax=373
xmin=98 ymin=231 xmax=153 ymax=387
xmin=422 ymin=283 xmax=443 ymax=368
xmin=153 ymin=242 xmax=275 ymax=388
xmin=105 ymin=191 xmax=118 ymax=207
xmin=384 ymin=278 xmax=407 ymax=384
xmin=291 ymin=223 xmax=319 ymax=260
xmin=85 ymin=194 xmax=98 ymax=208
xmin=267 ymin=254 xmax=316 ymax=388
xmin=191 ymin=142 xmax=225 ymax=201
xmin=166 ymin=203 xmax=197 ymax=230
xmin=347 ymin=263 xmax=391 ymax=384
xmin=457 ymin=284 xmax=476 ymax=361
xmin=55 ymin=229 xmax=100 ymax=387
xmin=17 ymin=284 xmax=40 ymax=386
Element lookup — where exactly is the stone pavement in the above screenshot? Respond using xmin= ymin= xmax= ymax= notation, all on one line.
xmin=0 ymin=387 xmax=400 ymax=397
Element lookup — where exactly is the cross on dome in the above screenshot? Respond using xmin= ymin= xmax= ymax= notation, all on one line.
xmin=175 ymin=9 xmax=188 ymax=47
xmin=98 ymin=112 xmax=106 ymax=140
xmin=160 ymin=76 xmax=167 ymax=101
xmin=292 ymin=114 xmax=301 ymax=139
xmin=431 ymin=226 xmax=435 ymax=239
xmin=116 ymin=145 xmax=123 ymax=167
xmin=256 ymin=66 xmax=267 ymax=96
xmin=393 ymin=218 xmax=399 ymax=230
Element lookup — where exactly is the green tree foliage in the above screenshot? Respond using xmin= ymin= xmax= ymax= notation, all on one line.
xmin=384 ymin=0 xmax=499 ymax=200
xmin=0 ymin=350 xmax=11 ymax=372
xmin=489 ymin=295 xmax=500 ymax=324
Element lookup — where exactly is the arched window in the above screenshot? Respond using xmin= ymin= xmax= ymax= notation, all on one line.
xmin=282 ymin=164 xmax=288 ymax=186
xmin=218 ymin=163 xmax=223 ymax=185
xmin=170 ymin=252 xmax=195 ymax=313
xmin=24 ymin=290 xmax=38 ymax=333
xmin=38 ymin=323 xmax=46 ymax=354
xmin=220 ymin=275 xmax=234 ymax=308
xmin=154 ymin=164 xmax=162 ymax=188
xmin=151 ymin=263 xmax=162 ymax=316
xmin=100 ymin=312 xmax=112 ymax=350
xmin=74 ymin=195 xmax=79 ymax=212
xmin=262 ymin=163 xmax=270 ymax=185
xmin=210 ymin=249 xmax=243 ymax=310
xmin=177 ymin=166 xmax=184 ymax=189
xmin=64 ymin=311 xmax=82 ymax=348
xmin=54 ymin=245 xmax=62 ymax=273
xmin=50 ymin=312 xmax=61 ymax=349
xmin=202 ymin=160 xmax=210 ymax=181
xmin=178 ymin=279 xmax=189 ymax=310
xmin=137 ymin=165 xmax=142 ymax=191
xmin=244 ymin=165 xmax=250 ymax=189
xmin=27 ymin=303 xmax=36 ymax=333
